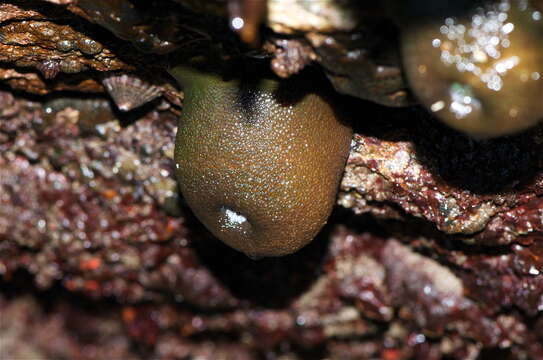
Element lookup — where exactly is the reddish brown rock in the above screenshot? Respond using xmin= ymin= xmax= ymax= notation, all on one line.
xmin=340 ymin=106 xmax=543 ymax=247
xmin=1 ymin=1 xmax=543 ymax=360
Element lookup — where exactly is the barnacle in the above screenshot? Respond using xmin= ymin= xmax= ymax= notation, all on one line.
xmin=101 ymin=73 xmax=162 ymax=112
xmin=36 ymin=59 xmax=61 ymax=79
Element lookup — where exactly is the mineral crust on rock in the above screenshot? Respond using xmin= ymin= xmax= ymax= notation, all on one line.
xmin=1 ymin=1 xmax=543 ymax=360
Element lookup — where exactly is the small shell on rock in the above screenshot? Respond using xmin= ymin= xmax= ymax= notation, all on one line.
xmin=101 ymin=74 xmax=161 ymax=112
xmin=59 ymin=58 xmax=87 ymax=74
xmin=36 ymin=59 xmax=61 ymax=79
xmin=77 ymin=38 xmax=103 ymax=55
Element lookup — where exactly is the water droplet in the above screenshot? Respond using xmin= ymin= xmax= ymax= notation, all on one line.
xmin=231 ymin=16 xmax=244 ymax=30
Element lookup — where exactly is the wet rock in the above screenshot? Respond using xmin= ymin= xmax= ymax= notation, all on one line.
xmin=1 ymin=2 xmax=543 ymax=359
xmin=339 ymin=105 xmax=543 ymax=246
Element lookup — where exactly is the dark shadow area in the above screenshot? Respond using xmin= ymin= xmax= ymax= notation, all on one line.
xmin=409 ymin=108 xmax=540 ymax=194
xmin=331 ymin=205 xmax=389 ymax=239
xmin=189 ymin=205 xmax=332 ymax=309
xmin=478 ymin=347 xmax=515 ymax=360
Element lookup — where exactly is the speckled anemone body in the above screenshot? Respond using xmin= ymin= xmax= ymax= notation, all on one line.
xmin=398 ymin=0 xmax=543 ymax=138
xmin=169 ymin=66 xmax=352 ymax=258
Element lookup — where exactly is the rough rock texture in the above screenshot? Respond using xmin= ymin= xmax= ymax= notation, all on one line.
xmin=0 ymin=92 xmax=236 ymax=308
xmin=340 ymin=104 xmax=543 ymax=244
xmin=0 ymin=293 xmax=137 ymax=360
xmin=1 ymin=1 xmax=543 ymax=360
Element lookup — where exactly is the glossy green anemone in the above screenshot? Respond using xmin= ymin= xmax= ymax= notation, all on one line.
xmin=169 ymin=66 xmax=352 ymax=257
xmin=399 ymin=0 xmax=543 ymax=137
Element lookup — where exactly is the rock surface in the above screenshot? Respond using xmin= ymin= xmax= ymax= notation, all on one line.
xmin=1 ymin=1 xmax=542 ymax=359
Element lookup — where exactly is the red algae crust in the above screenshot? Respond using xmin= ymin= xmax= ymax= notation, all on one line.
xmin=1 ymin=91 xmax=543 ymax=359
xmin=0 ymin=1 xmax=543 ymax=359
